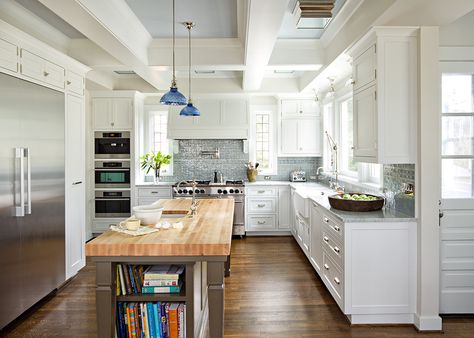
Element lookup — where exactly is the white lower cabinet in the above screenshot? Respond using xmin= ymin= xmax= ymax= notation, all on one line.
xmin=135 ymin=186 xmax=172 ymax=206
xmin=245 ymin=185 xmax=291 ymax=234
xmin=293 ymin=194 xmax=416 ymax=325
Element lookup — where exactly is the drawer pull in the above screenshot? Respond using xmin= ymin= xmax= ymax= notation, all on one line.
xmin=258 ymin=190 xmax=265 ymax=193
xmin=67 ymin=80 xmax=71 ymax=85
xmin=334 ymin=277 xmax=341 ymax=285
xmin=257 ymin=204 xmax=266 ymax=208
xmin=333 ymin=246 xmax=340 ymax=254
xmin=43 ymin=71 xmax=49 ymax=77
xmin=323 ymin=217 xmax=329 ymax=223
xmin=324 ymin=263 xmax=329 ymax=270
xmin=257 ymin=220 xmax=266 ymax=225
xmin=334 ymin=225 xmax=340 ymax=232
xmin=323 ymin=236 xmax=329 ymax=243
xmin=150 ymin=191 xmax=158 ymax=194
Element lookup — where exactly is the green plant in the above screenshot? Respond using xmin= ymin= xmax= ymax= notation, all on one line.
xmin=140 ymin=151 xmax=172 ymax=175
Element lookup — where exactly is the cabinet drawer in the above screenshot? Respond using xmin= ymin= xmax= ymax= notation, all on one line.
xmin=0 ymin=37 xmax=18 ymax=73
xmin=138 ymin=187 xmax=172 ymax=198
xmin=66 ymin=70 xmax=83 ymax=95
xmin=21 ymin=49 xmax=65 ymax=89
xmin=323 ymin=252 xmax=344 ymax=306
xmin=247 ymin=197 xmax=277 ymax=213
xmin=137 ymin=198 xmax=161 ymax=206
xmin=321 ymin=211 xmax=343 ymax=244
xmin=353 ymin=44 xmax=376 ymax=92
xmin=246 ymin=186 xmax=278 ymax=196
xmin=247 ymin=215 xmax=277 ymax=230
xmin=322 ymin=230 xmax=344 ymax=268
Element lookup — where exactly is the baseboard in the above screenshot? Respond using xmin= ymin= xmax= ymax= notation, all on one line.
xmin=414 ymin=313 xmax=442 ymax=331
xmin=245 ymin=231 xmax=292 ymax=236
xmin=348 ymin=313 xmax=414 ymax=325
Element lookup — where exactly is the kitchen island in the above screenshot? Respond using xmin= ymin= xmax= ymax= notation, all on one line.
xmin=86 ymin=199 xmax=234 ymax=338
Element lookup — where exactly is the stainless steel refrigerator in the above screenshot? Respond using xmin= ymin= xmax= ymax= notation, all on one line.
xmin=0 ymin=72 xmax=65 ymax=329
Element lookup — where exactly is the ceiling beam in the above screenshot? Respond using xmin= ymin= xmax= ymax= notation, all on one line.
xmin=38 ymin=0 xmax=167 ymax=90
xmin=243 ymin=0 xmax=290 ymax=91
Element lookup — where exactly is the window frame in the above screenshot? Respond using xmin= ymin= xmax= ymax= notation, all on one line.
xmin=250 ymin=105 xmax=278 ymax=175
xmin=143 ymin=105 xmax=174 ymax=177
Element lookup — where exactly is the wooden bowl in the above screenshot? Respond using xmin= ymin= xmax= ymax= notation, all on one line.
xmin=328 ymin=193 xmax=384 ymax=212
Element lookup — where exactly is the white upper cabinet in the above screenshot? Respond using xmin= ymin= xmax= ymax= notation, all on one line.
xmin=280 ymin=99 xmax=321 ymax=156
xmin=92 ymin=97 xmax=133 ymax=130
xmin=20 ymin=49 xmax=65 ymax=90
xmin=348 ymin=27 xmax=418 ymax=164
xmin=167 ymin=98 xmax=249 ymax=139
xmin=0 ymin=37 xmax=18 ymax=73
xmin=66 ymin=70 xmax=84 ymax=96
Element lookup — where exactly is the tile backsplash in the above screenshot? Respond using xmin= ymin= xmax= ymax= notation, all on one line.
xmin=383 ymin=164 xmax=415 ymax=216
xmin=257 ymin=157 xmax=322 ymax=181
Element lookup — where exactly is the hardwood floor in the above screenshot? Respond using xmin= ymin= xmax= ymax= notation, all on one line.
xmin=2 ymin=236 xmax=474 ymax=337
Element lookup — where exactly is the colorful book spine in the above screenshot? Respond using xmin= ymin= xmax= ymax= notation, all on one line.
xmin=134 ymin=303 xmax=141 ymax=338
xmin=123 ymin=265 xmax=133 ymax=295
xmin=128 ymin=265 xmax=138 ymax=294
xmin=141 ymin=303 xmax=150 ymax=338
xmin=161 ymin=303 xmax=168 ymax=338
xmin=116 ymin=265 xmax=121 ymax=296
xmin=178 ymin=304 xmax=185 ymax=338
xmin=133 ymin=266 xmax=143 ymax=293
xmin=142 ymin=285 xmax=181 ymax=294
xmin=146 ymin=302 xmax=156 ymax=338
xmin=128 ymin=303 xmax=137 ymax=337
xmin=143 ymin=280 xmax=178 ymax=287
xmin=116 ymin=302 xmax=126 ymax=338
xmin=153 ymin=302 xmax=161 ymax=338
xmin=168 ymin=303 xmax=179 ymax=338
xmin=118 ymin=264 xmax=127 ymax=296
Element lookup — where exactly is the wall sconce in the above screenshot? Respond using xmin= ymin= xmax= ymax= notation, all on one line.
xmin=325 ymin=77 xmax=335 ymax=99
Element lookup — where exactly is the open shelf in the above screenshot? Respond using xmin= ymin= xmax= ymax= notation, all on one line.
xmin=116 ymin=289 xmax=186 ymax=302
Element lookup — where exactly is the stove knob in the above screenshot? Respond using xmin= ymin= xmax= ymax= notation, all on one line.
xmin=235 ymin=189 xmax=240 ymax=193
xmin=223 ymin=190 xmax=228 ymax=194
xmin=200 ymin=189 xmax=205 ymax=194
xmin=229 ymin=189 xmax=234 ymax=193
xmin=217 ymin=189 xmax=222 ymax=194
xmin=188 ymin=190 xmax=193 ymax=195
xmin=177 ymin=189 xmax=182 ymax=194
xmin=195 ymin=189 xmax=200 ymax=193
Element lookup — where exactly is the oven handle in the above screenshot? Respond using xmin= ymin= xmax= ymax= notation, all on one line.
xmin=95 ymin=168 xmax=130 ymax=171
xmin=95 ymin=198 xmax=131 ymax=201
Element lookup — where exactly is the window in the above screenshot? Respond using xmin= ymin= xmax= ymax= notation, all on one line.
xmin=250 ymin=109 xmax=276 ymax=175
xmin=322 ymin=87 xmax=382 ymax=186
xmin=147 ymin=110 xmax=173 ymax=175
xmin=441 ymin=73 xmax=474 ymax=198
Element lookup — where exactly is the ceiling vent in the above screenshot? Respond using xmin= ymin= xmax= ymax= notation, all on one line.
xmin=293 ymin=0 xmax=334 ymax=29
xmin=114 ymin=70 xmax=136 ymax=75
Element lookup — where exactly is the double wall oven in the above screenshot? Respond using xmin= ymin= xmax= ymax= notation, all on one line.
xmin=94 ymin=131 xmax=131 ymax=219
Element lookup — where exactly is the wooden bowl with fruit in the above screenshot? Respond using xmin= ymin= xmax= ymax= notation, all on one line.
xmin=328 ymin=193 xmax=384 ymax=212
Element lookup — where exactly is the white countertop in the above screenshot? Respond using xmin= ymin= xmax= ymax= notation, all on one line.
xmin=135 ymin=182 xmax=174 ymax=187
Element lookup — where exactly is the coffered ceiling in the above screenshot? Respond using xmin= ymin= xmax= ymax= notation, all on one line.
xmin=3 ymin=0 xmax=474 ymax=95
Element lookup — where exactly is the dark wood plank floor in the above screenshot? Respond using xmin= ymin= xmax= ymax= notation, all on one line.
xmin=2 ymin=236 xmax=474 ymax=337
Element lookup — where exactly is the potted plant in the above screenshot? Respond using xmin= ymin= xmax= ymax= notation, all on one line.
xmin=140 ymin=151 xmax=172 ymax=183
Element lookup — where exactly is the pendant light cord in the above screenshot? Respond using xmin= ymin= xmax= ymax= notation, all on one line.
xmin=172 ymin=0 xmax=176 ymax=86
xmin=188 ymin=23 xmax=192 ymax=103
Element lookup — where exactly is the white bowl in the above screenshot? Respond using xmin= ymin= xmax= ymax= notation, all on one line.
xmin=132 ymin=205 xmax=164 ymax=225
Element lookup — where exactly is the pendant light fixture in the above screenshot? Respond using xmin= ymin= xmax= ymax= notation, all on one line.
xmin=160 ymin=0 xmax=187 ymax=105
xmin=180 ymin=22 xmax=200 ymax=116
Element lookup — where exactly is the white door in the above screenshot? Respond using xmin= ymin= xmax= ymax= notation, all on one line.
xmin=281 ymin=119 xmax=298 ymax=154
xmin=92 ymin=98 xmax=112 ymax=129
xmin=353 ymin=85 xmax=377 ymax=159
xmin=278 ymin=186 xmax=290 ymax=229
xmin=65 ymin=94 xmax=86 ymax=279
xmin=440 ymin=69 xmax=474 ymax=314
xmin=112 ymin=98 xmax=133 ymax=129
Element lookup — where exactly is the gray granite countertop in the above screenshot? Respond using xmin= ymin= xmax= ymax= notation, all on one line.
xmin=244 ymin=181 xmax=318 ymax=186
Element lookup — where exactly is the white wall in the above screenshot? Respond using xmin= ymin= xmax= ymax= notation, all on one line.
xmin=440 ymin=10 xmax=474 ymax=46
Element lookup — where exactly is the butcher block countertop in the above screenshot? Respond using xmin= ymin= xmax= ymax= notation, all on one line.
xmin=85 ymin=199 xmax=234 ymax=257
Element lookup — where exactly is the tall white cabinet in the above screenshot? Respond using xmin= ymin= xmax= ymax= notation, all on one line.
xmin=348 ymin=27 xmax=418 ymax=164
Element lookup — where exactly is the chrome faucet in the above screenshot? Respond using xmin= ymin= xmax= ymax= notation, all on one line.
xmin=325 ymin=131 xmax=344 ymax=193
xmin=176 ymin=180 xmax=198 ymax=216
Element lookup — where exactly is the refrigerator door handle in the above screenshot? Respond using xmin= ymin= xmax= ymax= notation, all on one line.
xmin=25 ymin=148 xmax=31 ymax=214
xmin=15 ymin=147 xmax=25 ymax=217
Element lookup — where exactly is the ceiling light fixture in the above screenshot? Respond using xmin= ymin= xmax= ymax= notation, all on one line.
xmin=160 ymin=0 xmax=187 ymax=106
xmin=180 ymin=22 xmax=200 ymax=116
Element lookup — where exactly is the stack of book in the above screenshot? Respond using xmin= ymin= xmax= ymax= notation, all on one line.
xmin=142 ymin=265 xmax=184 ymax=294
xmin=116 ymin=301 xmax=185 ymax=338
xmin=116 ymin=264 xmax=146 ymax=295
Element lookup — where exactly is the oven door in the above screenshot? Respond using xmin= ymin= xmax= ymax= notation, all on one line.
xmin=95 ymin=168 xmax=130 ymax=188
xmin=94 ymin=138 xmax=130 ymax=159
xmin=95 ymin=197 xmax=131 ymax=218
xmin=233 ymin=198 xmax=245 ymax=235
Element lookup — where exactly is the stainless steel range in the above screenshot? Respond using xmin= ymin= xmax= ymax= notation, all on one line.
xmin=172 ymin=180 xmax=245 ymax=236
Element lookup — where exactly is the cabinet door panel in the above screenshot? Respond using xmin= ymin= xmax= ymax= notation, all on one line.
xmin=299 ymin=100 xmax=320 ymax=116
xmin=92 ymin=98 xmax=112 ymax=129
xmin=0 ymin=37 xmax=18 ymax=72
xmin=353 ymin=45 xmax=376 ymax=92
xmin=66 ymin=94 xmax=85 ymax=182
xmin=281 ymin=100 xmax=299 ymax=116
xmin=278 ymin=187 xmax=290 ymax=229
xmin=66 ymin=184 xmax=85 ymax=279
xmin=112 ymin=98 xmax=133 ymax=129
xmin=298 ymin=118 xmax=321 ymax=154
xmin=66 ymin=70 xmax=83 ymax=96
xmin=281 ymin=119 xmax=298 ymax=154
xmin=310 ymin=203 xmax=323 ymax=273
xmin=353 ymin=85 xmax=377 ymax=159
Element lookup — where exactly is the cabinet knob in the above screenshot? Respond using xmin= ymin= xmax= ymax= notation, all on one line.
xmin=323 ymin=217 xmax=329 ymax=223
xmin=258 ymin=190 xmax=265 ymax=194
xmin=257 ymin=204 xmax=266 ymax=208
xmin=150 ymin=191 xmax=158 ymax=194
xmin=111 ymin=122 xmax=115 ymax=127
xmin=257 ymin=220 xmax=266 ymax=225
xmin=299 ymin=147 xmax=303 ymax=150
xmin=323 ymin=236 xmax=329 ymax=243
xmin=67 ymin=80 xmax=72 ymax=85
xmin=299 ymin=110 xmax=303 ymax=114
xmin=351 ymin=146 xmax=355 ymax=150
xmin=324 ymin=263 xmax=329 ymax=270
xmin=334 ymin=277 xmax=341 ymax=285
xmin=43 ymin=71 xmax=49 ymax=77
xmin=333 ymin=246 xmax=340 ymax=254
xmin=334 ymin=225 xmax=340 ymax=232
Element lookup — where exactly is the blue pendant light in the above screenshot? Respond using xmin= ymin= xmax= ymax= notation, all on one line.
xmin=160 ymin=0 xmax=186 ymax=106
xmin=180 ymin=22 xmax=200 ymax=116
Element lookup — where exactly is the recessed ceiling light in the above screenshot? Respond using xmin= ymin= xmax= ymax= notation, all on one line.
xmin=274 ymin=70 xmax=295 ymax=74
xmin=194 ymin=70 xmax=216 ymax=74
xmin=114 ymin=70 xmax=136 ymax=75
